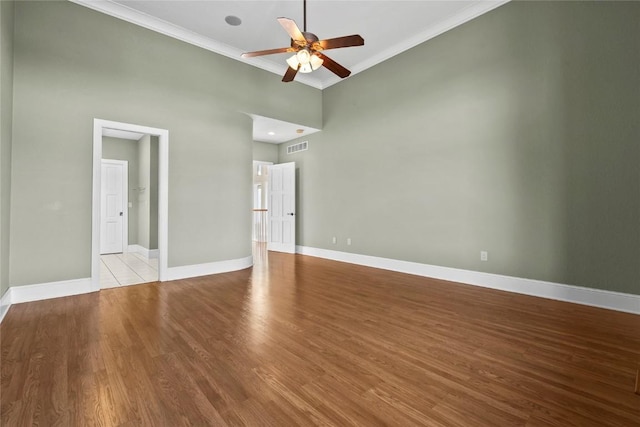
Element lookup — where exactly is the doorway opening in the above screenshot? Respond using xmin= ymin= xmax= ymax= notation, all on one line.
xmin=252 ymin=161 xmax=271 ymax=264
xmin=251 ymin=161 xmax=296 ymax=255
xmin=92 ymin=119 xmax=169 ymax=291
xmin=100 ymin=133 xmax=159 ymax=287
xmin=253 ymin=161 xmax=272 ymax=244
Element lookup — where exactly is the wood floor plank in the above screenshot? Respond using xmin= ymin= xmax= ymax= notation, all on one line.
xmin=2 ymin=249 xmax=639 ymax=426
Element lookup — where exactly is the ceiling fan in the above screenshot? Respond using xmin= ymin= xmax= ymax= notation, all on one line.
xmin=241 ymin=0 xmax=364 ymax=82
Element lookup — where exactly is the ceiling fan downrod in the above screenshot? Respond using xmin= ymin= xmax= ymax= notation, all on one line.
xmin=240 ymin=0 xmax=364 ymax=82
xmin=303 ymin=0 xmax=307 ymax=32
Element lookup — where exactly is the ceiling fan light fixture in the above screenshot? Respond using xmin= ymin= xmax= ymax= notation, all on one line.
xmin=299 ymin=63 xmax=313 ymax=73
xmin=310 ymin=54 xmax=323 ymax=71
xmin=296 ymin=48 xmax=311 ymax=65
xmin=242 ymin=0 xmax=364 ymax=82
xmin=286 ymin=54 xmax=299 ymax=70
xmin=287 ymin=49 xmax=322 ymax=73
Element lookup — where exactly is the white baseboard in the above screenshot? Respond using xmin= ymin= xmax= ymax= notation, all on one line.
xmin=3 ymin=246 xmax=634 ymax=325
xmin=10 ymin=277 xmax=95 ymax=305
xmin=127 ymin=244 xmax=159 ymax=259
xmin=166 ymin=256 xmax=253 ymax=281
xmin=0 ymin=288 xmax=12 ymax=324
xmin=296 ymin=246 xmax=640 ymax=315
xmin=0 ymin=255 xmax=254 ymax=324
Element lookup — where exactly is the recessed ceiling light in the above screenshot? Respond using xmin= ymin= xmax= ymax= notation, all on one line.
xmin=296 ymin=129 xmax=304 ymax=134
xmin=268 ymin=131 xmax=275 ymax=136
xmin=225 ymin=15 xmax=242 ymax=26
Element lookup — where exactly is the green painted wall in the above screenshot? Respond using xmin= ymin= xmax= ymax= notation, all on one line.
xmin=9 ymin=1 xmax=321 ymax=286
xmin=0 ymin=0 xmax=14 ymax=297
xmin=253 ymin=141 xmax=279 ymax=164
xmin=102 ymin=136 xmax=139 ymax=245
xmin=6 ymin=1 xmax=639 ymax=296
xmin=281 ymin=2 xmax=640 ymax=295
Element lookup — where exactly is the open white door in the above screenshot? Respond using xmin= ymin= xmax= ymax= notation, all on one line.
xmin=100 ymin=159 xmax=127 ymax=254
xmin=268 ymin=162 xmax=296 ymax=253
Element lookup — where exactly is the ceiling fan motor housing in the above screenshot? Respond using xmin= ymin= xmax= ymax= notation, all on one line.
xmin=292 ymin=32 xmax=320 ymax=49
xmin=241 ymin=1 xmax=364 ymax=82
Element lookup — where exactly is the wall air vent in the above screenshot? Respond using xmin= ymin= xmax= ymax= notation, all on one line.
xmin=287 ymin=140 xmax=308 ymax=155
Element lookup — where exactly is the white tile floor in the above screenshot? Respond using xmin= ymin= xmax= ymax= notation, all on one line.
xmin=100 ymin=252 xmax=158 ymax=288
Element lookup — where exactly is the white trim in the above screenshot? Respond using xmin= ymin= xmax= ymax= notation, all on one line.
xmin=69 ymin=0 xmax=322 ymax=89
xmin=127 ymin=244 xmax=159 ymax=259
xmin=296 ymin=246 xmax=640 ymax=315
xmin=322 ymin=1 xmax=510 ymax=89
xmin=0 ymin=288 xmax=12 ymax=324
xmin=9 ymin=278 xmax=94 ymax=305
xmin=69 ymin=0 xmax=509 ymax=90
xmin=0 ymin=255 xmax=252 ymax=322
xmin=166 ymin=256 xmax=253 ymax=281
xmin=93 ymin=119 xmax=169 ymax=290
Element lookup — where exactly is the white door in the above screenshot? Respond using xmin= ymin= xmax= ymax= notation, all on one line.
xmin=100 ymin=160 xmax=127 ymax=254
xmin=268 ymin=162 xmax=296 ymax=253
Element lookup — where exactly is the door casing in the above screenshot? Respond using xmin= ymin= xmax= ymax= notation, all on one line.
xmin=92 ymin=119 xmax=169 ymax=290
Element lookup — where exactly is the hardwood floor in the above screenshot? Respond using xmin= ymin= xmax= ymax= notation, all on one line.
xmin=1 ymin=250 xmax=639 ymax=426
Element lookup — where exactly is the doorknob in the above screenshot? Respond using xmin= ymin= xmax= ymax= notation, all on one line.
xmin=287 ymin=213 xmax=295 ymax=216
xmin=119 ymin=212 xmax=123 ymax=216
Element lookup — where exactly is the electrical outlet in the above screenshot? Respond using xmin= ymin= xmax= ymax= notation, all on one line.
xmin=480 ymin=251 xmax=488 ymax=262
xmin=347 ymin=238 xmax=352 ymax=246
xmin=332 ymin=236 xmax=337 ymax=245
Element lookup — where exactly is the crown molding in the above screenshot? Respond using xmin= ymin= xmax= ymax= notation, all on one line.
xmin=70 ymin=0 xmax=509 ymax=90
xmin=321 ymin=0 xmax=511 ymax=89
xmin=68 ymin=0 xmax=323 ymax=89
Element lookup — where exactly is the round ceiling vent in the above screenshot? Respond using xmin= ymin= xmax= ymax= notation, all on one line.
xmin=225 ymin=16 xmax=242 ymax=26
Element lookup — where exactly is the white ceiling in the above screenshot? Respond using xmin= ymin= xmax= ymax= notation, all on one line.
xmin=72 ymin=0 xmax=508 ymax=144
xmin=72 ymin=0 xmax=508 ymax=90
xmin=250 ymin=114 xmax=320 ymax=144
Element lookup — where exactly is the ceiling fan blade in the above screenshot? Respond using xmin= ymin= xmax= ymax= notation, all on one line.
xmin=318 ymin=35 xmax=364 ymax=50
xmin=241 ymin=47 xmax=294 ymax=58
xmin=282 ymin=65 xmax=299 ymax=82
xmin=278 ymin=17 xmax=306 ymax=44
xmin=316 ymin=53 xmax=351 ymax=78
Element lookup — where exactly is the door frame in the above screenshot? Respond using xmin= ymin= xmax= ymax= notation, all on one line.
xmin=92 ymin=118 xmax=169 ymax=290
xmin=100 ymin=159 xmax=128 ymax=254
